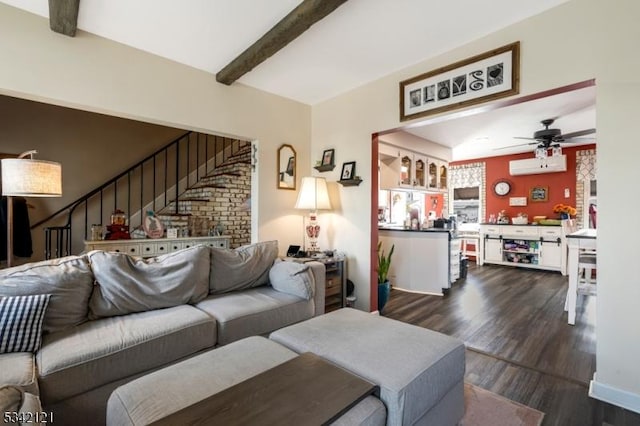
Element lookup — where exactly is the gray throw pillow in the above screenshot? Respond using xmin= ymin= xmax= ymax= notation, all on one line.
xmin=0 ymin=256 xmax=94 ymax=334
xmin=88 ymin=245 xmax=210 ymax=319
xmin=269 ymin=259 xmax=315 ymax=300
xmin=209 ymin=240 xmax=278 ymax=294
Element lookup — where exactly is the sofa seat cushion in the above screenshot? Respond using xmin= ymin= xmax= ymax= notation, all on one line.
xmin=194 ymin=287 xmax=313 ymax=345
xmin=36 ymin=305 xmax=216 ymax=405
xmin=270 ymin=308 xmax=466 ymax=426
xmin=0 ymin=353 xmax=37 ymax=394
xmin=107 ymin=336 xmax=298 ymax=426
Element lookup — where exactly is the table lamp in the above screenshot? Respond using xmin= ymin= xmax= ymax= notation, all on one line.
xmin=2 ymin=150 xmax=62 ymax=267
xmin=294 ymin=177 xmax=332 ymax=253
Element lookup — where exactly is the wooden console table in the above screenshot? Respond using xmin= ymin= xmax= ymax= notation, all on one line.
xmin=84 ymin=236 xmax=230 ymax=257
xmin=151 ymin=352 xmax=378 ymax=426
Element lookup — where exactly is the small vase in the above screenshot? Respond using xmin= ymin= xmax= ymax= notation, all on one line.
xmin=560 ymin=213 xmax=570 ymax=220
xmin=378 ymin=281 xmax=391 ymax=314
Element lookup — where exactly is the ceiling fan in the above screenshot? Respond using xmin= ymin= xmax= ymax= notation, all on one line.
xmin=508 ymin=118 xmax=596 ymax=150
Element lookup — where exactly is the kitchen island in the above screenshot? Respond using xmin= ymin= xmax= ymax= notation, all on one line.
xmin=479 ymin=223 xmax=566 ymax=274
xmin=378 ymin=227 xmax=460 ymax=296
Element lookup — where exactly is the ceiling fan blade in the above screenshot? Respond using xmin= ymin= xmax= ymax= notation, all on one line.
xmin=513 ymin=137 xmax=539 ymax=141
xmin=560 ymin=128 xmax=596 ymax=139
xmin=561 ymin=137 xmax=596 ymax=144
xmin=494 ymin=142 xmax=538 ymax=150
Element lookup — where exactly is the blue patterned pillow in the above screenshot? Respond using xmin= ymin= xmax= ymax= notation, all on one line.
xmin=0 ymin=294 xmax=50 ymax=353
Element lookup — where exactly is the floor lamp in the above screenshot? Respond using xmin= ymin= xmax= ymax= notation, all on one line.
xmin=295 ymin=176 xmax=332 ymax=253
xmin=1 ymin=150 xmax=62 ymax=267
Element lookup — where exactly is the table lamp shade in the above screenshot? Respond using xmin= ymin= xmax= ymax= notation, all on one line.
xmin=295 ymin=177 xmax=331 ymax=211
xmin=1 ymin=159 xmax=62 ymax=197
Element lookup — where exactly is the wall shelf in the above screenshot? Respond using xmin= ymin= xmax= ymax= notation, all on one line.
xmin=314 ymin=164 xmax=336 ymax=172
xmin=338 ymin=178 xmax=362 ymax=187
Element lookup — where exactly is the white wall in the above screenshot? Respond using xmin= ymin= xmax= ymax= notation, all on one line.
xmin=0 ymin=3 xmax=311 ymax=255
xmin=312 ymin=0 xmax=640 ymax=411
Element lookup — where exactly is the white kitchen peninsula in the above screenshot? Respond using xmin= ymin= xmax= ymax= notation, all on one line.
xmin=379 ymin=227 xmax=460 ymax=296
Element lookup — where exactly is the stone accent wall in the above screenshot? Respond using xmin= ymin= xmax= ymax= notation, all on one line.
xmin=575 ymin=148 xmax=597 ymax=227
xmin=156 ymin=144 xmax=251 ymax=248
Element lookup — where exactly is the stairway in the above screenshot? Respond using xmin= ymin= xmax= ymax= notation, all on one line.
xmin=35 ymin=133 xmax=252 ymax=258
xmin=155 ymin=144 xmax=252 ymax=248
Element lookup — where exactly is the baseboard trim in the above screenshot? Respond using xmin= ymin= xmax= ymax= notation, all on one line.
xmin=589 ymin=373 xmax=640 ymax=414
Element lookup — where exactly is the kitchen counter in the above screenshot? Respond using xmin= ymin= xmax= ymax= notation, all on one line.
xmin=378 ymin=225 xmax=454 ymax=234
xmin=478 ymin=222 xmax=561 ymax=227
xmin=379 ymin=228 xmax=460 ymax=296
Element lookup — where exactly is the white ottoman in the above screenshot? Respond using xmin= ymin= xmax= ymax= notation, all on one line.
xmin=107 ymin=336 xmax=386 ymax=426
xmin=270 ymin=308 xmax=466 ymax=426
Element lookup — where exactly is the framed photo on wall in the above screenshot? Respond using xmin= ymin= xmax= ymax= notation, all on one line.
xmin=341 ymin=161 xmax=356 ymax=180
xmin=321 ymin=149 xmax=335 ymax=166
xmin=529 ymin=186 xmax=548 ymax=202
xmin=400 ymin=42 xmax=520 ymax=121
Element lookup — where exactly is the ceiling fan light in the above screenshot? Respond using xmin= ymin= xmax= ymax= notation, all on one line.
xmin=535 ymin=147 xmax=548 ymax=159
xmin=552 ymin=146 xmax=562 ymax=156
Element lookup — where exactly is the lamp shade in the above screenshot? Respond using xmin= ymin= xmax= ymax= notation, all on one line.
xmin=1 ymin=158 xmax=62 ymax=197
xmin=295 ymin=177 xmax=331 ymax=210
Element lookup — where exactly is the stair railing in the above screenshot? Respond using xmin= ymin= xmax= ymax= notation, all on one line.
xmin=31 ymin=132 xmax=248 ymax=259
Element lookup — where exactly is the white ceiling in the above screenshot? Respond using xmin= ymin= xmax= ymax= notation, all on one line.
xmin=2 ymin=0 xmax=594 ymax=160
xmin=405 ymin=85 xmax=596 ymax=161
xmin=1 ymin=0 xmax=568 ymax=105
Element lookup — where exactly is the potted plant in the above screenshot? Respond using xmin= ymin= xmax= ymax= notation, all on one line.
xmin=377 ymin=241 xmax=394 ymax=313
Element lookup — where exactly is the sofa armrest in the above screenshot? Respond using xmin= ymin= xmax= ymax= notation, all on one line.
xmin=305 ymin=261 xmax=325 ymax=316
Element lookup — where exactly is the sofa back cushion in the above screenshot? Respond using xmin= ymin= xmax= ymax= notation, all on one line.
xmin=209 ymin=240 xmax=278 ymax=294
xmin=88 ymin=245 xmax=210 ymax=319
xmin=0 ymin=256 xmax=94 ymax=334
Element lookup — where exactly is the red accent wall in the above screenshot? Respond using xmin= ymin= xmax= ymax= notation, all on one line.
xmin=450 ymin=144 xmax=595 ymax=221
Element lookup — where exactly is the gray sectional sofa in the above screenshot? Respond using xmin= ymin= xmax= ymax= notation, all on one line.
xmin=0 ymin=240 xmax=325 ymax=425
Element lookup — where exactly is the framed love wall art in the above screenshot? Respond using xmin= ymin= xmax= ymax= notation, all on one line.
xmin=400 ymin=42 xmax=520 ymax=121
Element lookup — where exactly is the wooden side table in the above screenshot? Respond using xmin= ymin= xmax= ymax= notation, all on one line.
xmin=282 ymin=256 xmax=347 ymax=313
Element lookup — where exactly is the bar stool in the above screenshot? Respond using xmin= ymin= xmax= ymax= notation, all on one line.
xmin=460 ymin=234 xmax=480 ymax=264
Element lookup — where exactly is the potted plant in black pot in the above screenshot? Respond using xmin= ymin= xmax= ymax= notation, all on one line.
xmin=377 ymin=241 xmax=394 ymax=314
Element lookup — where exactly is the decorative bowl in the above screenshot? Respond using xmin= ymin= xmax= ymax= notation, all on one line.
xmin=511 ymin=216 xmax=528 ymax=225
xmin=532 ymin=215 xmax=547 ymax=223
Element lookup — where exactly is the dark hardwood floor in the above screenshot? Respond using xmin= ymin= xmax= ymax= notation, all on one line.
xmin=382 ymin=262 xmax=640 ymax=426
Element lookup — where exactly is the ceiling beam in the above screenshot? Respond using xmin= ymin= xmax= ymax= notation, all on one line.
xmin=216 ymin=0 xmax=349 ymax=85
xmin=48 ymin=0 xmax=80 ymax=37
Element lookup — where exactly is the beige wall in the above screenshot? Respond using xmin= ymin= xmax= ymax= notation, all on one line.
xmin=0 ymin=3 xmax=311 ymax=256
xmin=312 ymin=0 xmax=640 ymax=410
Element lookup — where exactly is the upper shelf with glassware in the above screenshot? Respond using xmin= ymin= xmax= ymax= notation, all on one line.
xmin=379 ymin=143 xmax=448 ymax=192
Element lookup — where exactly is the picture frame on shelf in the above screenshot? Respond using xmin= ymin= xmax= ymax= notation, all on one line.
xmin=321 ymin=149 xmax=335 ymax=166
xmin=143 ymin=213 xmax=164 ymax=239
xmin=340 ymin=161 xmax=356 ymax=180
xmin=529 ymin=186 xmax=548 ymax=202
xmin=400 ymin=41 xmax=520 ymax=121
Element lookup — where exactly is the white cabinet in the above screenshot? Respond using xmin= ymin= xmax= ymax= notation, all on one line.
xmin=428 ymin=160 xmax=448 ymax=191
xmin=479 ymin=225 xmax=566 ymax=273
xmin=85 ymin=236 xmax=230 ymax=257
xmin=484 ymin=238 xmax=503 ymax=263
xmin=539 ymin=227 xmax=563 ymax=269
xmin=379 ymin=143 xmax=447 ymax=191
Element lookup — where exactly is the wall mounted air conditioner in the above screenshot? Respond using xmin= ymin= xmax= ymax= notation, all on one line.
xmin=509 ymin=155 xmax=567 ymax=176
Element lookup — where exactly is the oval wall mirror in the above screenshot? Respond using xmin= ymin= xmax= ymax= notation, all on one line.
xmin=277 ymin=144 xmax=296 ymax=190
